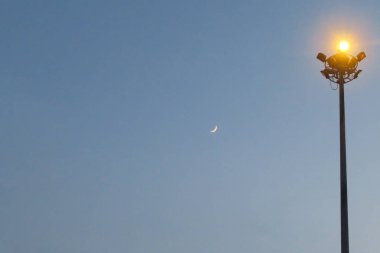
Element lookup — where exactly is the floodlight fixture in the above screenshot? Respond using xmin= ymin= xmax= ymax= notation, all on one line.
xmin=347 ymin=57 xmax=358 ymax=69
xmin=317 ymin=50 xmax=366 ymax=85
xmin=320 ymin=70 xmax=329 ymax=79
xmin=317 ymin=52 xmax=327 ymax=62
xmin=357 ymin=51 xmax=366 ymax=62
xmin=320 ymin=69 xmax=335 ymax=79
xmin=354 ymin=69 xmax=362 ymax=79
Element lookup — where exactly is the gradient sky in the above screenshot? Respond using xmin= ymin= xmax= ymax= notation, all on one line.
xmin=2 ymin=1 xmax=380 ymax=252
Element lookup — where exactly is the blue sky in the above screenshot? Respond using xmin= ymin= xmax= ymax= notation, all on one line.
xmin=1 ymin=0 xmax=380 ymax=252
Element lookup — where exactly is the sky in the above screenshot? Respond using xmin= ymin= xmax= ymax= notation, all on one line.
xmin=1 ymin=0 xmax=380 ymax=252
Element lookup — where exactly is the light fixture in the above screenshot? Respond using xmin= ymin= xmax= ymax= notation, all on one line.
xmin=317 ymin=52 xmax=327 ymax=62
xmin=357 ymin=52 xmax=366 ymax=62
xmin=347 ymin=57 xmax=358 ymax=69
xmin=320 ymin=70 xmax=329 ymax=79
xmin=354 ymin=69 xmax=362 ymax=79
xmin=339 ymin=40 xmax=350 ymax=52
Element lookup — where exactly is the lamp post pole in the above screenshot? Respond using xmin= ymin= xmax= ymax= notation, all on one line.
xmin=338 ymin=74 xmax=349 ymax=253
xmin=317 ymin=47 xmax=366 ymax=253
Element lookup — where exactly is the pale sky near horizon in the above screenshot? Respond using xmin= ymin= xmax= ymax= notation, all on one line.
xmin=2 ymin=1 xmax=380 ymax=252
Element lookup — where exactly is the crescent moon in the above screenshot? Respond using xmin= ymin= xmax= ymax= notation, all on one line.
xmin=210 ymin=125 xmax=218 ymax=133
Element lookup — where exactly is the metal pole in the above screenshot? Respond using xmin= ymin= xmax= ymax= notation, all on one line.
xmin=339 ymin=73 xmax=349 ymax=253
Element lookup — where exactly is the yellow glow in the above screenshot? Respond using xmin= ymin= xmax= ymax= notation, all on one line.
xmin=338 ymin=40 xmax=350 ymax=52
xmin=311 ymin=12 xmax=372 ymax=56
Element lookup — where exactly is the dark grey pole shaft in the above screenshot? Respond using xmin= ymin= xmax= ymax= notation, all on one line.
xmin=339 ymin=76 xmax=349 ymax=253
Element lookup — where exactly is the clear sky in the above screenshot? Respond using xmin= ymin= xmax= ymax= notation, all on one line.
xmin=1 ymin=0 xmax=380 ymax=252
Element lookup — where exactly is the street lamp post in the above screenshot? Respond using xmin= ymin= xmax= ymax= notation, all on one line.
xmin=317 ymin=44 xmax=366 ymax=253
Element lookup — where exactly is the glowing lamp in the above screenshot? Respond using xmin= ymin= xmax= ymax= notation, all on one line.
xmin=339 ymin=40 xmax=350 ymax=52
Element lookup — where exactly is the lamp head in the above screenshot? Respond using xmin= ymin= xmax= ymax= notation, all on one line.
xmin=320 ymin=69 xmax=335 ymax=79
xmin=338 ymin=40 xmax=350 ymax=52
xmin=317 ymin=52 xmax=327 ymax=62
xmin=357 ymin=51 xmax=366 ymax=62
xmin=354 ymin=69 xmax=362 ymax=79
